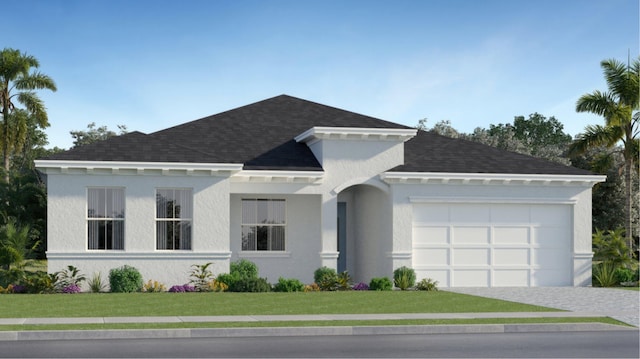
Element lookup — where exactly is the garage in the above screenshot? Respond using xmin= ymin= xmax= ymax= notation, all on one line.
xmin=412 ymin=202 xmax=572 ymax=287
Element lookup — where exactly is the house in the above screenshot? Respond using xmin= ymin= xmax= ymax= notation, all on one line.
xmin=35 ymin=95 xmax=605 ymax=288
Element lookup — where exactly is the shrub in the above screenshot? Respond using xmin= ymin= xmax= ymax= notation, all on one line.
xmin=352 ymin=282 xmax=369 ymax=291
xmin=369 ymin=277 xmax=392 ymax=291
xmin=229 ymin=277 xmax=271 ymax=292
xmin=217 ymin=259 xmax=261 ymax=291
xmin=206 ymin=279 xmax=228 ymax=292
xmin=304 ymin=283 xmax=320 ymax=292
xmin=189 ymin=263 xmax=214 ymax=292
xmin=336 ymin=271 xmax=352 ymax=291
xmin=23 ymin=271 xmax=57 ymax=294
xmin=54 ymin=265 xmax=86 ymax=292
xmin=416 ymin=278 xmax=439 ymax=291
xmin=593 ymin=262 xmax=618 ymax=287
xmin=143 ymin=280 xmax=166 ymax=292
xmin=230 ymin=259 xmax=258 ymax=279
xmin=109 ymin=265 xmax=143 ymax=293
xmin=88 ymin=272 xmax=107 ymax=293
xmin=314 ymin=267 xmax=338 ymax=291
xmin=273 ymin=277 xmax=305 ymax=292
xmin=168 ymin=284 xmax=196 ymax=293
xmin=613 ymin=267 xmax=636 ymax=285
xmin=393 ymin=266 xmax=416 ymax=290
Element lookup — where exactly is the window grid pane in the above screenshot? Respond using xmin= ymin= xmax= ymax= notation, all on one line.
xmin=87 ymin=188 xmax=124 ymax=250
xmin=156 ymin=189 xmax=192 ymax=250
xmin=241 ymin=199 xmax=285 ymax=251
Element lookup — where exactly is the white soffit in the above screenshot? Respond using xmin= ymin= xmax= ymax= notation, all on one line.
xmin=380 ymin=172 xmax=607 ymax=186
xmin=34 ymin=160 xmax=244 ymax=177
xmin=232 ymin=170 xmax=324 ymax=184
xmin=295 ymin=127 xmax=417 ymax=144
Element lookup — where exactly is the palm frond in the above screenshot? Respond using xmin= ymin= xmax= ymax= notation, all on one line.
xmin=576 ymin=91 xmax=617 ymax=117
xmin=568 ymin=124 xmax=620 ymax=156
xmin=16 ymin=92 xmax=48 ymax=127
xmin=601 ymin=58 xmax=640 ymax=107
xmin=14 ymin=72 xmax=57 ymax=92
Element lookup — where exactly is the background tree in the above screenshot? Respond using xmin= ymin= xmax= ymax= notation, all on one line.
xmin=70 ymin=122 xmax=127 ymax=148
xmin=569 ymin=57 xmax=640 ymax=254
xmin=0 ymin=48 xmax=56 ymax=183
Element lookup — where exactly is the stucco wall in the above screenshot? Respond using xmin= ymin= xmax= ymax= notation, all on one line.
xmin=46 ymin=172 xmax=232 ymax=288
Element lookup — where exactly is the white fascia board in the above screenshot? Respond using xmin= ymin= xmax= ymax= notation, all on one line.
xmin=232 ymin=170 xmax=324 ymax=184
xmin=295 ymin=127 xmax=417 ymax=144
xmin=380 ymin=172 xmax=607 ymax=186
xmin=34 ymin=160 xmax=243 ymax=176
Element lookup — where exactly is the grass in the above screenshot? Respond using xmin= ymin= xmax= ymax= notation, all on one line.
xmin=0 ymin=291 xmax=558 ymax=318
xmin=615 ymin=286 xmax=640 ymax=291
xmin=0 ymin=317 xmax=628 ymax=332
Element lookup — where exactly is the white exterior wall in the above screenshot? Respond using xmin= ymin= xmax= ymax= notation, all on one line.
xmin=45 ymin=172 xmax=232 ymax=289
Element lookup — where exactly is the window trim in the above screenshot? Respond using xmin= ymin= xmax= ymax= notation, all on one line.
xmin=86 ymin=187 xmax=125 ymax=251
xmin=241 ymin=198 xmax=287 ymax=252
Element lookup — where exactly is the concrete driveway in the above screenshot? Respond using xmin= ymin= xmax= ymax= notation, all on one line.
xmin=447 ymin=287 xmax=640 ymax=327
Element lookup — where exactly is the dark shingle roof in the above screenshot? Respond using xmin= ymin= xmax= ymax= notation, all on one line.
xmin=44 ymin=95 xmax=592 ymax=175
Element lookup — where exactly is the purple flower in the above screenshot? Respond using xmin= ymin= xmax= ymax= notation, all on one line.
xmin=62 ymin=284 xmax=82 ymax=294
xmin=352 ymin=282 xmax=369 ymax=291
xmin=169 ymin=284 xmax=196 ymax=293
xmin=11 ymin=285 xmax=26 ymax=294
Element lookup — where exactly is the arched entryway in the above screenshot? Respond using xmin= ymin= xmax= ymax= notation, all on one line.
xmin=336 ymin=183 xmax=392 ymax=283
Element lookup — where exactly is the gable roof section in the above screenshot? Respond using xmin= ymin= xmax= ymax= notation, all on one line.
xmin=43 ymin=95 xmax=592 ymax=176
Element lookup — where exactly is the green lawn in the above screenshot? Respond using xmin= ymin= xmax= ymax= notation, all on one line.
xmin=0 ymin=291 xmax=558 ymax=318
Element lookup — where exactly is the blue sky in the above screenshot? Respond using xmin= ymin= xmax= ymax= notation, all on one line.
xmin=5 ymin=0 xmax=639 ymax=149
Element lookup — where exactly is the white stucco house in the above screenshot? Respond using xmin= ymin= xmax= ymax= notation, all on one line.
xmin=35 ymin=95 xmax=605 ymax=288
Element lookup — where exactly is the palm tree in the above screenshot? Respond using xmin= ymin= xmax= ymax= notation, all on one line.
xmin=0 ymin=48 xmax=56 ymax=183
xmin=569 ymin=58 xmax=639 ymax=256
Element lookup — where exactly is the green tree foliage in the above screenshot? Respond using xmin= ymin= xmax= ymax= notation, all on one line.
xmin=0 ymin=218 xmax=38 ymax=270
xmin=70 ymin=122 xmax=127 ymax=148
xmin=0 ymin=48 xmax=56 ymax=183
xmin=569 ymin=57 xmax=640 ymax=254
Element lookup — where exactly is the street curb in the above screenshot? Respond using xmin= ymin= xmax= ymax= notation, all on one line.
xmin=0 ymin=323 xmax=636 ymax=341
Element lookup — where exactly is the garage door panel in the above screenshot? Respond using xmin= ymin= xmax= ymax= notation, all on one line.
xmin=491 ymin=205 xmax=530 ymax=223
xmin=494 ymin=269 xmax=530 ymax=287
xmin=452 ymin=227 xmax=490 ymax=244
xmin=531 ymin=206 xmax=570 ymax=226
xmin=494 ymin=248 xmax=530 ymax=265
xmin=413 ymin=226 xmax=449 ymax=244
xmin=413 ymin=204 xmax=448 ymax=222
xmin=453 ymin=270 xmax=490 ymax=287
xmin=532 ymin=269 xmax=571 ymax=286
xmin=450 ymin=204 xmax=490 ymax=222
xmin=533 ymin=248 xmax=570 ymax=267
xmin=453 ymin=248 xmax=489 ymax=266
xmin=413 ymin=248 xmax=449 ymax=265
xmin=415 ymin=269 xmax=449 ymax=287
xmin=494 ymin=227 xmax=530 ymax=244
xmin=534 ymin=227 xmax=571 ymax=246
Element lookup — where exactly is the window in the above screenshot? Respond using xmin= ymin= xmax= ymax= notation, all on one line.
xmin=156 ymin=189 xmax=192 ymax=250
xmin=241 ymin=199 xmax=285 ymax=251
xmin=87 ymin=188 xmax=124 ymax=250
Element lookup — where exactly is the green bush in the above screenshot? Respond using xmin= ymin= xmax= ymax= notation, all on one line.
xmin=23 ymin=271 xmax=57 ymax=293
xmin=109 ymin=265 xmax=143 ymax=293
xmin=229 ymin=277 xmax=271 ymax=292
xmin=592 ymin=262 xmax=618 ymax=287
xmin=230 ymin=259 xmax=258 ymax=279
xmin=369 ymin=277 xmax=392 ymax=291
xmin=416 ymin=278 xmax=439 ymax=291
xmin=393 ymin=266 xmax=416 ymax=290
xmin=273 ymin=277 xmax=304 ymax=292
xmin=336 ymin=271 xmax=352 ymax=291
xmin=88 ymin=272 xmax=107 ymax=293
xmin=614 ymin=267 xmax=636 ymax=284
xmin=314 ymin=266 xmax=338 ymax=291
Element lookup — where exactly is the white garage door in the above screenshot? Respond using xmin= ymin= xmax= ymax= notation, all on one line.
xmin=412 ymin=203 xmax=572 ymax=287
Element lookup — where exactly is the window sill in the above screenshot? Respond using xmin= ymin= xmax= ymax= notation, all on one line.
xmin=238 ymin=251 xmax=291 ymax=258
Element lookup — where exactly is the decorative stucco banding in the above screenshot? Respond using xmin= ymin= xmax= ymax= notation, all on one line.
xmin=295 ymin=127 xmax=417 ymax=144
xmin=34 ymin=160 xmax=244 ymax=177
xmin=231 ymin=170 xmax=324 ymax=184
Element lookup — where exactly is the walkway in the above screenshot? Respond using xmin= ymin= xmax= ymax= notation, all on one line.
xmin=447 ymin=287 xmax=639 ymax=327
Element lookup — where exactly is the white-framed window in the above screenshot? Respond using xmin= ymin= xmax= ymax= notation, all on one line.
xmin=156 ymin=188 xmax=192 ymax=250
xmin=241 ymin=199 xmax=286 ymax=251
xmin=87 ymin=187 xmax=125 ymax=250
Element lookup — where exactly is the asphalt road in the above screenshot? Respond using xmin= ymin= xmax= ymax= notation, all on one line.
xmin=0 ymin=331 xmax=638 ymax=358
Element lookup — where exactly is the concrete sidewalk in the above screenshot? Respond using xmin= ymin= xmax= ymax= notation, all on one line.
xmin=0 ymin=311 xmax=637 ymax=342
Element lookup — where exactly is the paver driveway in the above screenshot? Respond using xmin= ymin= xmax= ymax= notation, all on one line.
xmin=447 ymin=287 xmax=640 ymax=327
